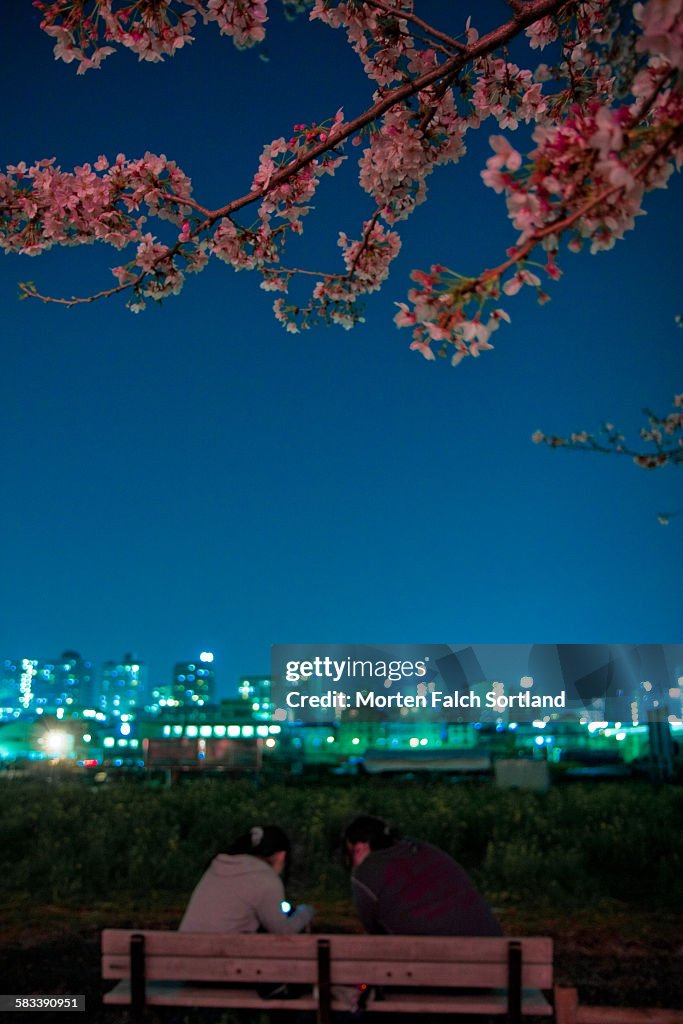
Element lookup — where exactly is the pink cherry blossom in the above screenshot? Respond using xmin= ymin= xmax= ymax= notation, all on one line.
xmin=634 ymin=0 xmax=683 ymax=69
xmin=503 ymin=268 xmax=542 ymax=296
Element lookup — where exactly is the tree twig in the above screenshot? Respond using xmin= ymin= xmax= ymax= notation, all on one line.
xmin=363 ymin=0 xmax=467 ymax=52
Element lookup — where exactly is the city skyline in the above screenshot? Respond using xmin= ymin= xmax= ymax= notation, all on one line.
xmin=4 ymin=642 xmax=681 ymax=716
xmin=0 ymin=649 xmax=250 ymax=698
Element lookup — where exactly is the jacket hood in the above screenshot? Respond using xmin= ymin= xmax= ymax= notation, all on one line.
xmin=211 ymin=853 xmax=275 ymax=880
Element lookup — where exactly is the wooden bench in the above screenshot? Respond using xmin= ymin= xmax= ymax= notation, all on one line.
xmin=103 ymin=929 xmax=563 ymax=1023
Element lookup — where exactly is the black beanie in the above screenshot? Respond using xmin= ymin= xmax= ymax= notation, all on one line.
xmin=344 ymin=815 xmax=398 ymax=851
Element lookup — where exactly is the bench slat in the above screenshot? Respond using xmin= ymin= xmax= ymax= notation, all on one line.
xmin=103 ymin=980 xmax=318 ymax=1011
xmin=102 ymin=929 xmax=318 ymax=958
xmin=327 ymin=963 xmax=553 ymax=989
xmin=102 ymin=954 xmax=552 ymax=989
xmin=101 ymin=929 xmax=552 ymax=964
xmin=103 ymin=980 xmax=552 ymax=1017
xmin=324 ymin=935 xmax=552 ymax=964
xmin=366 ymin=988 xmax=553 ymax=1016
xmin=102 ymin=955 xmax=318 ymax=984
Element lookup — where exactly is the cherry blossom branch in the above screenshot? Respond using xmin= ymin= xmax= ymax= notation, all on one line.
xmin=363 ymin=0 xmax=467 ymax=53
xmin=493 ymin=119 xmax=683 ymax=272
xmin=260 ymin=207 xmax=391 ymax=295
xmin=271 ymin=265 xmax=345 ymax=279
xmin=532 ymin=431 xmax=683 ymax=466
xmin=534 ymin=325 xmax=683 ymax=488
xmin=417 ymin=68 xmax=462 ymax=137
xmin=19 ymin=279 xmax=135 ymax=306
xmin=349 ymin=208 xmax=383 ymax=275
xmin=17 ymin=0 xmax=577 ymax=311
xmin=532 ymin=395 xmax=683 ymax=473
xmin=629 ymin=66 xmax=678 ymax=126
xmin=431 ymin=119 xmax=682 ymax=308
xmin=159 ymin=192 xmax=212 ymax=217
xmin=205 ymin=0 xmax=575 ymax=222
xmin=396 ymin=83 xmax=683 ymax=366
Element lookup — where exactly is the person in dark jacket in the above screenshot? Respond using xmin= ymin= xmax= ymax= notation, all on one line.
xmin=343 ymin=815 xmax=502 ymax=937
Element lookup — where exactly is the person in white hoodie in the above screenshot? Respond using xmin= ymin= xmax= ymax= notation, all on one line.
xmin=179 ymin=824 xmax=315 ymax=935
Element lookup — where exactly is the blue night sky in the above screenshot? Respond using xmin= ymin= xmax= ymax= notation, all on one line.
xmin=1 ymin=3 xmax=681 ymax=696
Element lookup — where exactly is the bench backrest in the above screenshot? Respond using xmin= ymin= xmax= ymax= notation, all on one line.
xmin=102 ymin=930 xmax=553 ymax=990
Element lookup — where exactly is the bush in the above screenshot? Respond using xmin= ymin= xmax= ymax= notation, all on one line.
xmin=0 ymin=777 xmax=681 ymax=911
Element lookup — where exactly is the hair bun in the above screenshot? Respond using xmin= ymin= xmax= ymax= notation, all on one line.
xmin=250 ymin=826 xmax=264 ymax=848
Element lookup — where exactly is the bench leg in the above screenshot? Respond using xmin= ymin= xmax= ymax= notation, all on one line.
xmin=507 ymin=940 xmax=522 ymax=1024
xmin=316 ymin=938 xmax=332 ymax=1024
xmin=554 ymin=986 xmax=578 ymax=1024
xmin=130 ymin=933 xmax=146 ymax=1024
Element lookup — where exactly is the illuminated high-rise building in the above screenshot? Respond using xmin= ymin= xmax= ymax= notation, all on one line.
xmin=145 ymin=681 xmax=174 ymax=714
xmin=172 ymin=652 xmax=215 ymax=708
xmin=33 ymin=650 xmax=94 ymax=714
xmin=100 ymin=654 xmax=148 ymax=717
xmin=238 ymin=675 xmax=272 ymax=720
xmin=0 ymin=660 xmax=21 ymax=716
xmin=0 ymin=658 xmax=38 ymax=718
